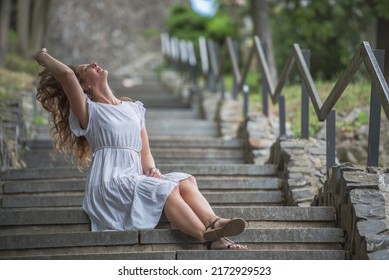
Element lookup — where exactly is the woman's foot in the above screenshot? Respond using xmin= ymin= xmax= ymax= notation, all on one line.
xmin=203 ymin=217 xmax=246 ymax=241
xmin=203 ymin=237 xmax=248 ymax=250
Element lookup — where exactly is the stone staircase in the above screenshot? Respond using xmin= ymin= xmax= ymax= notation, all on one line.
xmin=0 ymin=78 xmax=346 ymax=259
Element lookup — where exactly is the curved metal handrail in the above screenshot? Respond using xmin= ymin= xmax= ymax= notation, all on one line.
xmin=230 ymin=36 xmax=389 ymax=122
xmin=162 ymin=33 xmax=388 ymax=168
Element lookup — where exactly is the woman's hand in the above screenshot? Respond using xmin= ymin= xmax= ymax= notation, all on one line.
xmin=33 ymin=48 xmax=47 ymax=67
xmin=146 ymin=167 xmax=162 ymax=179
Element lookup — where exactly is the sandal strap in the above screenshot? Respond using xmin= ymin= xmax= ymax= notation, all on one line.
xmin=203 ymin=241 xmax=213 ymax=250
xmin=205 ymin=217 xmax=221 ymax=230
xmin=203 ymin=238 xmax=236 ymax=250
xmin=222 ymin=237 xmax=235 ymax=249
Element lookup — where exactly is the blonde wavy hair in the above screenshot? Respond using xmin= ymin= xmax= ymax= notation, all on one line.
xmin=36 ymin=67 xmax=91 ymax=171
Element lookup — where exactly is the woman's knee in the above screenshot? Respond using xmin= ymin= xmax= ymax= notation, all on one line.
xmin=179 ymin=176 xmax=198 ymax=194
xmin=188 ymin=175 xmax=197 ymax=185
xmin=181 ymin=176 xmax=197 ymax=188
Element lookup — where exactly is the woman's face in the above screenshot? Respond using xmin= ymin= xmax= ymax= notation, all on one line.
xmin=75 ymin=63 xmax=107 ymax=90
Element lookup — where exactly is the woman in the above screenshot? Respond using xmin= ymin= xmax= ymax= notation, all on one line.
xmin=33 ymin=48 xmax=247 ymax=250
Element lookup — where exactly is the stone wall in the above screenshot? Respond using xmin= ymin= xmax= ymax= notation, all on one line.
xmin=267 ymin=137 xmax=327 ymax=206
xmin=46 ymin=0 xmax=185 ymax=77
xmin=314 ymin=163 xmax=389 ymax=259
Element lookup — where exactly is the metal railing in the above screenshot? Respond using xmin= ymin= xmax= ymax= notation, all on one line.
xmin=161 ymin=33 xmax=388 ymax=169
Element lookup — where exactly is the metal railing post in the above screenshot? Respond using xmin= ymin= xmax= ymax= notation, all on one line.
xmin=367 ymin=49 xmax=385 ymax=166
xmin=326 ymin=110 xmax=336 ymax=170
xmin=243 ymin=85 xmax=249 ymax=119
xmin=199 ymin=36 xmax=209 ymax=88
xmin=232 ymin=40 xmax=239 ymax=99
xmin=220 ymin=76 xmax=225 ymax=100
xmin=207 ymin=40 xmax=218 ymax=93
xmin=279 ymin=95 xmax=286 ymax=136
xmin=261 ymin=42 xmax=269 ymax=116
xmin=301 ymin=49 xmax=310 ymax=139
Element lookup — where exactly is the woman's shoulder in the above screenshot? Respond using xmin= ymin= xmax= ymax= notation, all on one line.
xmin=121 ymin=97 xmax=144 ymax=108
xmin=119 ymin=96 xmax=135 ymax=102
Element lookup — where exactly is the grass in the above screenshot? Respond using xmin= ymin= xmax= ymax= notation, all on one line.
xmin=0 ymin=68 xmax=35 ymax=93
xmin=221 ymin=72 xmax=372 ymax=137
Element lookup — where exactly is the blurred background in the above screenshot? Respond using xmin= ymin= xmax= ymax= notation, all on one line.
xmin=1 ymin=0 xmax=389 ymax=165
xmin=1 ymin=0 xmax=388 ymax=79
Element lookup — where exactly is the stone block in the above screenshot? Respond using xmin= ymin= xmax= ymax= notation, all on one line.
xmin=349 ymin=189 xmax=385 ymax=206
xmin=367 ymin=249 xmax=389 ymax=260
xmin=353 ymin=204 xmax=386 ymax=220
xmin=291 ymin=187 xmax=315 ymax=200
xmin=356 ymin=220 xmax=388 ymax=237
xmin=365 ymin=235 xmax=389 ymax=252
xmin=288 ymin=177 xmax=311 ymax=188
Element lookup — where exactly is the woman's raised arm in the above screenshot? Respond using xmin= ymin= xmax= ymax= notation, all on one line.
xmin=34 ymin=48 xmax=89 ymax=129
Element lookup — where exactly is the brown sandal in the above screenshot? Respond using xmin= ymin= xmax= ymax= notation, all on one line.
xmin=203 ymin=217 xmax=246 ymax=241
xmin=203 ymin=237 xmax=247 ymax=250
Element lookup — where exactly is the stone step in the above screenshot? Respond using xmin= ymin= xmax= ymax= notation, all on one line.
xmin=0 ymin=231 xmax=139 ymax=250
xmin=176 ymin=249 xmax=346 ymax=260
xmin=0 ymin=190 xmax=284 ymax=208
xmin=0 ymin=220 xmax=337 ymax=236
xmin=0 ymin=206 xmax=336 ymax=226
xmin=141 ymin=228 xmax=344 ymax=244
xmin=0 ymin=227 xmax=343 ymax=251
xmin=25 ymin=137 xmax=244 ymax=149
xmin=1 ymin=249 xmax=346 ymax=260
xmin=146 ymin=109 xmax=200 ymax=119
xmin=147 ymin=128 xmax=218 ymax=137
xmin=25 ymin=148 xmax=245 ymax=163
xmin=1 ymin=164 xmax=277 ymax=180
xmin=23 ymin=143 xmax=246 ymax=167
xmin=3 ymin=176 xmax=280 ymax=194
xmin=146 ymin=119 xmax=216 ymax=129
xmin=24 ymin=158 xmax=246 ymax=168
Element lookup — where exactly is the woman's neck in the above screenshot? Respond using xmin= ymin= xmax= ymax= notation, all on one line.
xmin=93 ymin=84 xmax=121 ymax=105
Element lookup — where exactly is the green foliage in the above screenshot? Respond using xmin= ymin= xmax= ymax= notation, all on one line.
xmin=206 ymin=13 xmax=239 ymax=43
xmin=337 ymin=110 xmax=370 ymax=132
xmin=375 ymin=0 xmax=389 ymax=18
xmin=270 ymin=0 xmax=377 ymax=80
xmin=245 ymin=74 xmax=371 ymax=137
xmin=6 ymin=53 xmax=41 ymax=75
xmin=167 ymin=4 xmax=208 ymax=41
xmin=167 ymin=3 xmax=239 ymax=45
xmin=33 ymin=115 xmax=48 ymax=126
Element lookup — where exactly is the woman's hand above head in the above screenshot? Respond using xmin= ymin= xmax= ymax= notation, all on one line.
xmin=146 ymin=167 xmax=162 ymax=179
xmin=34 ymin=48 xmax=48 ymax=67
xmin=33 ymin=47 xmax=89 ymax=129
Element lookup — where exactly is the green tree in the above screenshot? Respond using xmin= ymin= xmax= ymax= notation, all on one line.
xmin=167 ymin=2 xmax=239 ymax=45
xmin=270 ymin=0 xmax=389 ymax=80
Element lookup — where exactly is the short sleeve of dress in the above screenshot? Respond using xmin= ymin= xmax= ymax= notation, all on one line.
xmin=69 ymin=96 xmax=94 ymax=137
xmin=134 ymin=101 xmax=146 ymax=129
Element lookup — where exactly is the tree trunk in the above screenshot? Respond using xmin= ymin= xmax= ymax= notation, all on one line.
xmin=30 ymin=0 xmax=50 ymax=51
xmin=0 ymin=0 xmax=12 ymax=67
xmin=16 ymin=0 xmax=31 ymax=57
xmin=251 ymin=0 xmax=278 ymax=84
xmin=376 ymin=17 xmax=389 ymax=81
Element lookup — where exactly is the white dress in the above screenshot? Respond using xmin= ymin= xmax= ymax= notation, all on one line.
xmin=69 ymin=97 xmax=191 ymax=231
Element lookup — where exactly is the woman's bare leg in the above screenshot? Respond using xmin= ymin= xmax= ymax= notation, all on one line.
xmin=164 ymin=186 xmax=206 ymax=241
xmin=164 ymin=178 xmax=247 ymax=249
xmin=178 ymin=176 xmax=221 ymax=225
xmin=164 ymin=186 xmax=247 ymax=249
